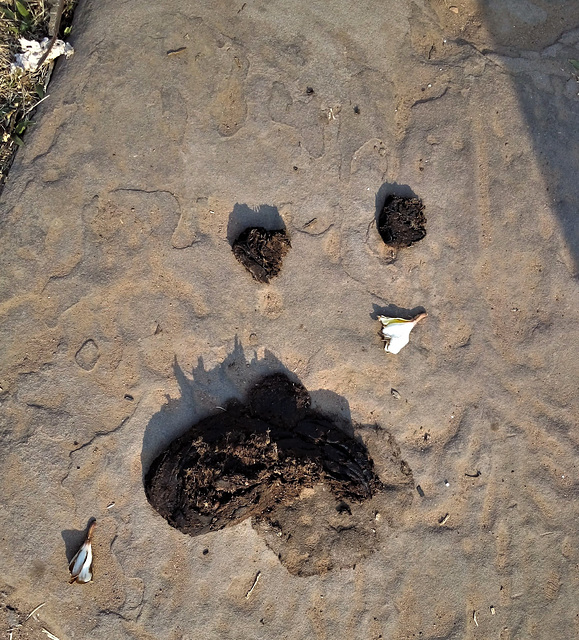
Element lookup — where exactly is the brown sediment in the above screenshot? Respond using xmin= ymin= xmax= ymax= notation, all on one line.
xmin=378 ymin=195 xmax=426 ymax=247
xmin=232 ymin=227 xmax=291 ymax=283
xmin=144 ymin=373 xmax=383 ymax=537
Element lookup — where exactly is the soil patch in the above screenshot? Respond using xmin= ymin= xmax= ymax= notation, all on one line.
xmin=232 ymin=227 xmax=290 ymax=282
xmin=145 ymin=373 xmax=414 ymax=575
xmin=378 ymin=194 xmax=426 ymax=247
xmin=145 ymin=374 xmax=381 ymax=535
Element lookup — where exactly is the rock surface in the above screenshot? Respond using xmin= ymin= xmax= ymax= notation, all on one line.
xmin=0 ymin=0 xmax=578 ymax=638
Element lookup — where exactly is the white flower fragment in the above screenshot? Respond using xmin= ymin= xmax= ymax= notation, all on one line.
xmin=68 ymin=520 xmax=96 ymax=584
xmin=11 ymin=37 xmax=74 ymax=73
xmin=378 ymin=312 xmax=427 ymax=354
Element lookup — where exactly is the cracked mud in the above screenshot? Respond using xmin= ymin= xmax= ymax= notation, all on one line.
xmin=145 ymin=373 xmax=413 ymax=575
xmin=378 ymin=194 xmax=427 ymax=248
xmin=232 ymin=227 xmax=290 ymax=283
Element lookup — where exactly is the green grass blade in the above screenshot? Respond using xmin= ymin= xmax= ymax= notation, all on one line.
xmin=0 ymin=6 xmax=17 ymax=20
xmin=15 ymin=1 xmax=31 ymax=18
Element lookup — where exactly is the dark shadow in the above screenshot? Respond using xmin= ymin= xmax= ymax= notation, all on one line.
xmin=370 ymin=302 xmax=427 ymax=321
xmin=374 ymin=182 xmax=418 ymax=224
xmin=61 ymin=517 xmax=95 ymax=563
xmin=226 ymin=203 xmax=286 ymax=245
xmin=141 ymin=337 xmax=359 ymax=477
xmin=472 ymin=1 xmax=579 ymax=271
xmin=141 ymin=337 xmax=289 ymax=476
xmin=309 ymin=389 xmax=353 ymax=436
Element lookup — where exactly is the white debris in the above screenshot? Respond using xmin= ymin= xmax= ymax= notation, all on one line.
xmin=378 ymin=312 xmax=427 ymax=354
xmin=11 ymin=37 xmax=74 ymax=73
xmin=69 ymin=520 xmax=96 ymax=584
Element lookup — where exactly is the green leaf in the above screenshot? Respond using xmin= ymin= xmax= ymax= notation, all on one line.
xmin=34 ymin=83 xmax=45 ymax=99
xmin=0 ymin=6 xmax=17 ymax=20
xmin=12 ymin=135 xmax=24 ymax=146
xmin=64 ymin=25 xmax=72 ymax=36
xmin=15 ymin=119 xmax=34 ymax=135
xmin=569 ymin=59 xmax=579 ymax=71
xmin=15 ymin=1 xmax=30 ymax=18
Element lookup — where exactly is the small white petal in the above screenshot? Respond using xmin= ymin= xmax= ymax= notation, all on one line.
xmin=69 ymin=543 xmax=89 ymax=576
xmin=378 ymin=313 xmax=427 ymax=354
xmin=76 ymin=546 xmax=93 ymax=583
xmin=69 ymin=521 xmax=95 ymax=584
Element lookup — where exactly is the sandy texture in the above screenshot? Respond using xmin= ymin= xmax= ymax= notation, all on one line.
xmin=0 ymin=0 xmax=578 ymax=638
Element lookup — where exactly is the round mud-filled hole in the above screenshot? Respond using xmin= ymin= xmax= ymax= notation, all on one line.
xmin=378 ymin=194 xmax=426 ymax=248
xmin=232 ymin=227 xmax=290 ymax=283
xmin=144 ymin=373 xmax=414 ymax=576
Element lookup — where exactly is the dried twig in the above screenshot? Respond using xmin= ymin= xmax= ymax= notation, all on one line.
xmin=438 ymin=513 xmax=450 ymax=526
xmin=245 ymin=571 xmax=261 ymax=598
xmin=25 ymin=602 xmax=46 ymax=621
xmin=22 ymin=93 xmax=49 ymax=115
xmin=35 ymin=0 xmax=66 ymax=68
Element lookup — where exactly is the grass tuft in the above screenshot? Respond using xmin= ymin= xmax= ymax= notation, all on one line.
xmin=0 ymin=0 xmax=75 ymax=193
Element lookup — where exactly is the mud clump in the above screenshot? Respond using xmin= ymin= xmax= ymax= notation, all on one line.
xmin=378 ymin=194 xmax=426 ymax=247
xmin=144 ymin=374 xmax=382 ymax=537
xmin=232 ymin=227 xmax=290 ymax=283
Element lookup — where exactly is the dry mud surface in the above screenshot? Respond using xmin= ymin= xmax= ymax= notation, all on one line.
xmin=0 ymin=1 xmax=578 ymax=639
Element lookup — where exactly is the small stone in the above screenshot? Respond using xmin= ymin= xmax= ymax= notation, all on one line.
xmin=449 ymin=6 xmax=459 ymax=13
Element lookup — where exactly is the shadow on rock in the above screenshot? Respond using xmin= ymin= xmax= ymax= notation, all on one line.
xmin=226 ymin=203 xmax=286 ymax=245
xmin=374 ymin=182 xmax=418 ymax=225
xmin=141 ymin=338 xmax=293 ymax=477
xmin=142 ymin=338 xmax=414 ymax=576
xmin=61 ymin=517 xmax=95 ymax=563
xmin=370 ymin=302 xmax=427 ymax=321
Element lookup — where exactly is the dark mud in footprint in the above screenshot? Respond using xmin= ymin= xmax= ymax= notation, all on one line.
xmin=145 ymin=373 xmax=413 ymax=575
xmin=232 ymin=227 xmax=290 ymax=283
xmin=378 ymin=194 xmax=426 ymax=247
